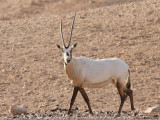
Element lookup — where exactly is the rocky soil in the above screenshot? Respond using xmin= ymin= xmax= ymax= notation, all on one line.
xmin=0 ymin=0 xmax=160 ymax=119
xmin=1 ymin=110 xmax=159 ymax=120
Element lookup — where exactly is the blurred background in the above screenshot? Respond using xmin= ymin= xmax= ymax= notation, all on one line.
xmin=0 ymin=0 xmax=141 ymax=21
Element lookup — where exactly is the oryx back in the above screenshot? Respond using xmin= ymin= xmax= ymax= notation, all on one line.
xmin=74 ymin=57 xmax=129 ymax=88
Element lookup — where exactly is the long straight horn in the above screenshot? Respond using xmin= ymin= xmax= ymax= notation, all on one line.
xmin=61 ymin=17 xmax=66 ymax=47
xmin=68 ymin=13 xmax=76 ymax=47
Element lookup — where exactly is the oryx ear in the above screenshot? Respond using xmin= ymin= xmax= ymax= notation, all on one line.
xmin=71 ymin=43 xmax=78 ymax=50
xmin=56 ymin=44 xmax=63 ymax=51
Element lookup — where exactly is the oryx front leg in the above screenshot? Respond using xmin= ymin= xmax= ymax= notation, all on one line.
xmin=79 ymin=88 xmax=93 ymax=114
xmin=68 ymin=87 xmax=79 ymax=114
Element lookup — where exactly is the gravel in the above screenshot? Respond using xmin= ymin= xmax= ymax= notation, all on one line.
xmin=1 ymin=109 xmax=159 ymax=120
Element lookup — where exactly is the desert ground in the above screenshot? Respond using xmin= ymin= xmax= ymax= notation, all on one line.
xmin=0 ymin=0 xmax=160 ymax=119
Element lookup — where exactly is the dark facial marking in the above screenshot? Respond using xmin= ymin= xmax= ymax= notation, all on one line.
xmin=64 ymin=62 xmax=67 ymax=65
xmin=67 ymin=59 xmax=71 ymax=63
xmin=66 ymin=52 xmax=69 ymax=56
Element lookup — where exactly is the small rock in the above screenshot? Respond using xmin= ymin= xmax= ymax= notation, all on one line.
xmin=77 ymin=113 xmax=81 ymax=117
xmin=50 ymin=106 xmax=59 ymax=112
xmin=48 ymin=113 xmax=52 ymax=117
xmin=9 ymin=105 xmax=27 ymax=115
xmin=122 ymin=111 xmax=128 ymax=114
xmin=113 ymin=113 xmax=121 ymax=118
xmin=60 ymin=94 xmax=64 ymax=97
xmin=153 ymin=114 xmax=159 ymax=118
xmin=28 ymin=114 xmax=35 ymax=119
xmin=151 ymin=106 xmax=160 ymax=113
xmin=144 ymin=106 xmax=160 ymax=114
xmin=143 ymin=116 xmax=150 ymax=119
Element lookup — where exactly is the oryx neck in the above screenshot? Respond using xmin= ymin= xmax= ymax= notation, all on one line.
xmin=64 ymin=57 xmax=75 ymax=67
xmin=64 ymin=57 xmax=75 ymax=80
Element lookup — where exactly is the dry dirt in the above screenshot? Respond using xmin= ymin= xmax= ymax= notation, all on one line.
xmin=0 ymin=0 xmax=160 ymax=119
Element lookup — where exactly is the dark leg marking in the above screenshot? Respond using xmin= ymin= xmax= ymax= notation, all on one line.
xmin=68 ymin=87 xmax=79 ymax=114
xmin=79 ymin=88 xmax=93 ymax=114
xmin=118 ymin=95 xmax=125 ymax=114
xmin=116 ymin=81 xmax=126 ymax=115
xmin=124 ymin=88 xmax=135 ymax=111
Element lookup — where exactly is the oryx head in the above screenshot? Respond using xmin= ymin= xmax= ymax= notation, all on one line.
xmin=57 ymin=13 xmax=77 ymax=65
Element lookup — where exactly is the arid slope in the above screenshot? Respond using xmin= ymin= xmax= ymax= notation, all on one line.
xmin=0 ymin=0 xmax=160 ymax=117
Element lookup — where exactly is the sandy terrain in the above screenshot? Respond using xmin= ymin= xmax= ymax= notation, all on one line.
xmin=0 ymin=0 xmax=141 ymax=21
xmin=0 ymin=0 xmax=160 ymax=119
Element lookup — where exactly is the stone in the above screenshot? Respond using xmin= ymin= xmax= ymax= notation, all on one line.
xmin=151 ymin=106 xmax=160 ymax=113
xmin=9 ymin=105 xmax=27 ymax=115
xmin=144 ymin=106 xmax=160 ymax=114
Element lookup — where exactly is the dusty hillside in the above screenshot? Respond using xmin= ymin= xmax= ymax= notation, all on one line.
xmin=0 ymin=0 xmax=142 ymax=21
xmin=0 ymin=0 xmax=160 ymax=119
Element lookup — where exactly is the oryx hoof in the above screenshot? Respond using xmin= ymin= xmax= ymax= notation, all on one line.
xmin=90 ymin=111 xmax=94 ymax=115
xmin=68 ymin=110 xmax=72 ymax=115
xmin=133 ymin=109 xmax=138 ymax=116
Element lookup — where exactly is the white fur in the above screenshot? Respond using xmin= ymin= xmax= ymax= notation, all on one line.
xmin=64 ymin=55 xmax=129 ymax=88
xmin=57 ymin=14 xmax=134 ymax=115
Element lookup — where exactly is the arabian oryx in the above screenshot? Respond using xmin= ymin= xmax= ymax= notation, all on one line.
xmin=56 ymin=13 xmax=135 ymax=117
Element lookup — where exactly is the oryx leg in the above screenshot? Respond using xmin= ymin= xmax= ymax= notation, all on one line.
xmin=124 ymin=88 xmax=135 ymax=111
xmin=79 ymin=88 xmax=93 ymax=114
xmin=115 ymin=81 xmax=127 ymax=117
xmin=68 ymin=87 xmax=79 ymax=114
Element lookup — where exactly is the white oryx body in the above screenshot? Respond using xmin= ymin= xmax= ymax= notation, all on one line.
xmin=56 ymin=13 xmax=135 ymax=117
xmin=65 ymin=57 xmax=129 ymax=88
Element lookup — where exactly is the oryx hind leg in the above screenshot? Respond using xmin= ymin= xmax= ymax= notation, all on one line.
xmin=124 ymin=88 xmax=135 ymax=111
xmin=114 ymin=80 xmax=127 ymax=117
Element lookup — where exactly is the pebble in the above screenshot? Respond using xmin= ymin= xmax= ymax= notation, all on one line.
xmin=1 ymin=110 xmax=159 ymax=120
